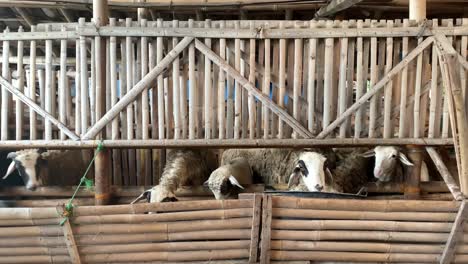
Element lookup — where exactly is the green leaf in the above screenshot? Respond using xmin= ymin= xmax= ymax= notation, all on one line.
xmin=59 ymin=217 xmax=68 ymax=226
xmin=84 ymin=178 xmax=94 ymax=190
xmin=65 ymin=202 xmax=73 ymax=211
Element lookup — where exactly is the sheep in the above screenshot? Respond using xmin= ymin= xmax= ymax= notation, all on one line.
xmin=205 ymin=157 xmax=253 ymax=200
xmin=221 ymin=148 xmax=338 ymax=192
xmin=362 ymin=146 xmax=414 ymax=183
xmin=2 ymin=149 xmax=87 ymax=190
xmin=132 ymin=149 xmax=218 ymax=203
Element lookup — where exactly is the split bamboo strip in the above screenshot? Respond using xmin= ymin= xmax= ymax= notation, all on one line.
xmin=15 ymin=27 xmax=24 ymax=140
xmin=172 ymin=20 xmax=181 ymax=140
xmin=343 ymin=34 xmax=355 ymax=137
xmin=59 ymin=26 xmax=67 ymax=140
xmin=262 ymin=37 xmax=271 ymax=139
xmin=278 ymin=21 xmax=287 ymax=138
xmin=240 ymin=24 xmax=248 ymax=139
xmin=354 ymin=20 xmax=364 ymax=138
xmin=271 ymin=240 xmax=447 ymax=254
xmin=217 ymin=21 xmax=226 ymax=140
xmin=428 ymin=19 xmax=441 ymax=138
xmin=368 ymin=20 xmax=378 ymax=138
xmin=0 ymin=27 xmax=10 ymax=140
xmin=337 ymin=21 xmax=348 ymax=139
xmin=383 ymin=20 xmax=394 ymax=138
xmin=0 ymin=237 xmax=65 ymax=247
xmin=272 ymin=196 xmax=459 ymax=212
xmin=44 ymin=24 xmax=53 ymax=140
xmin=292 ymin=21 xmax=303 ymax=139
xmin=188 ymin=19 xmax=195 ymax=140
xmin=62 ymin=219 xmax=81 ymax=264
xmin=78 ymin=240 xmax=250 ymax=255
xmin=82 ymin=37 xmax=193 ymax=140
xmin=81 ymin=249 xmax=249 ymax=263
xmin=317 ymin=36 xmax=434 ymax=139
xmin=29 ymin=26 xmax=37 ymax=140
xmin=248 ymin=21 xmax=256 ymax=140
xmin=180 ymin=42 xmax=188 ymax=140
xmin=79 ymin=18 xmax=89 ymax=136
xmin=204 ymin=19 xmax=213 ymax=139
xmin=307 ymin=21 xmax=317 ymax=135
xmin=195 ymin=40 xmax=313 ymax=138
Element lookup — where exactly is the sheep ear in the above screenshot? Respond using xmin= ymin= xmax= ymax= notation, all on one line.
xmin=203 ymin=179 xmax=210 ymax=187
xmin=3 ymin=161 xmax=16 ymax=180
xmin=288 ymin=173 xmax=301 ymax=189
xmin=361 ymin=150 xmax=375 ymax=158
xmin=6 ymin=152 xmax=17 ymax=160
xmin=228 ymin=175 xmax=244 ymax=189
xmin=399 ymin=152 xmax=414 ymax=166
xmin=325 ymin=167 xmax=334 ymax=182
xmin=130 ymin=189 xmax=151 ymax=204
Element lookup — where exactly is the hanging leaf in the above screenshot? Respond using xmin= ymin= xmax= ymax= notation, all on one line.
xmin=59 ymin=217 xmax=68 ymax=226
xmin=84 ymin=178 xmax=94 ymax=190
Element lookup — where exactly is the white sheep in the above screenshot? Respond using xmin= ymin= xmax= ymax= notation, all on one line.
xmin=205 ymin=157 xmax=253 ymax=200
xmin=362 ymin=146 xmax=414 ymax=183
xmin=132 ymin=149 xmax=218 ymax=203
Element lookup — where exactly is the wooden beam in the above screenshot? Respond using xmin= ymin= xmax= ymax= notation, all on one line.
xmin=61 ymin=218 xmax=82 ymax=264
xmin=440 ymin=200 xmax=468 ymax=264
xmin=315 ymin=0 xmax=364 ymax=18
xmin=317 ymin=36 xmax=434 ymax=139
xmin=0 ymin=75 xmax=79 ymax=140
xmin=0 ymin=138 xmax=454 ymax=150
xmin=82 ymin=36 xmax=193 ymax=140
xmin=426 ymin=147 xmax=464 ymax=201
xmin=194 ymin=39 xmax=313 ymax=138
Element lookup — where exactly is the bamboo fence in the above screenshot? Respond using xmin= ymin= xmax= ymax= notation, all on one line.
xmin=0 ymin=18 xmax=466 ymax=185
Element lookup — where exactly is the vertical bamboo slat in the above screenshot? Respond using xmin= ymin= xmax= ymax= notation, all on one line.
xmin=256 ymin=40 xmax=264 ymax=138
xmin=342 ymin=25 xmax=355 ymax=138
xmin=217 ymin=21 xmax=226 ymax=140
xmin=278 ymin=21 xmax=287 ymax=138
xmin=181 ymin=46 xmax=188 ymax=140
xmin=204 ymin=19 xmax=213 ymax=139
xmin=119 ymin=24 xmax=129 ymax=186
xmin=126 ymin=18 xmax=134 ymax=141
xmin=337 ymin=21 xmax=348 ymax=139
xmin=241 ymin=24 xmax=249 ymax=139
xmin=354 ymin=20 xmax=364 ymax=138
xmin=90 ymin=35 xmax=96 ymax=125
xmin=307 ymin=21 xmax=317 ymax=135
xmin=74 ymin=24 xmax=81 ymax=136
xmin=29 ymin=26 xmax=37 ymax=140
xmin=413 ymin=35 xmax=424 ymax=138
xmin=368 ymin=20 xmax=378 ymax=138
xmin=462 ymin=18 xmax=468 ymax=111
xmin=292 ymin=21 xmax=303 ymax=139
xmin=141 ymin=19 xmax=149 ymax=141
xmin=428 ymin=20 xmax=441 ymax=138
xmin=59 ymin=26 xmax=67 ymax=140
xmin=248 ymin=21 xmax=256 ymax=140
xmin=1 ymin=27 xmax=10 ymax=141
xmin=156 ymin=19 xmax=165 ymax=141
xmin=173 ymin=20 xmax=181 ymax=140
xmin=234 ymin=21 xmax=242 ymax=139
xmin=441 ymin=19 xmax=453 ymax=138
xmin=262 ymin=38 xmax=271 ymax=139
xmin=383 ymin=20 xmax=394 ymax=138
xmin=399 ymin=19 xmax=410 ymax=138
xmin=148 ymin=24 xmax=158 ymax=184
xmin=188 ymin=19 xmax=196 ymax=140
xmin=44 ymin=24 xmax=53 ymax=140
xmin=79 ymin=18 xmax=89 ymax=137
xmin=322 ymin=20 xmax=334 ymax=131
xmin=15 ymin=27 xmax=24 ymax=140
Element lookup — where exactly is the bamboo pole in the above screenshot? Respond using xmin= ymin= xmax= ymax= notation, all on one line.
xmin=248 ymin=21 xmax=256 ymax=140
xmin=337 ymin=21 xmax=348 ymax=139
xmin=292 ymin=21 xmax=303 ymax=139
xmin=14 ymin=27 xmax=24 ymax=140
xmin=413 ymin=37 xmax=424 ymax=138
xmin=428 ymin=19 xmax=441 ymax=138
xmin=322 ymin=20 xmax=334 ymax=132
xmin=90 ymin=34 xmax=96 ymax=125
xmin=82 ymin=37 xmax=193 ymax=140
xmin=317 ymin=36 xmax=434 ymax=139
xmin=0 ymin=27 xmax=10 ymax=140
xmin=217 ymin=21 xmax=226 ymax=140
xmin=262 ymin=37 xmax=271 ymax=139
xmin=383 ymin=20 xmax=394 ymax=138
xmin=29 ymin=26 xmax=37 ymax=140
xmin=74 ymin=24 xmax=81 ymax=136
xmin=306 ymin=21 xmax=317 ymax=135
xmin=277 ymin=21 xmax=287 ymax=138
xmin=204 ymin=19 xmax=213 ymax=139
xmin=172 ymin=20 xmax=181 ymax=140
xmin=58 ymin=26 xmax=67 ymax=140
xmin=0 ymin=255 xmax=69 ymax=264
xmin=441 ymin=19 xmax=454 ymax=138
xmin=141 ymin=19 xmax=149 ymax=141
xmin=180 ymin=37 xmax=188 ymax=140
xmin=188 ymin=19 xmax=196 ymax=139
xmin=240 ymin=23 xmax=248 ymax=139
xmin=44 ymin=25 xmax=53 ymax=140
xmin=110 ymin=18 xmax=118 ymax=142
xmin=353 ymin=20 xmax=364 ymax=138
xmin=79 ymin=18 xmax=89 ymax=137
xmin=0 ymin=247 xmax=68 ymax=256
xmin=233 ymin=21 xmax=242 ymax=139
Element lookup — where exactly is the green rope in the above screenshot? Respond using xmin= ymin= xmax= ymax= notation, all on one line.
xmin=59 ymin=141 xmax=104 ymax=226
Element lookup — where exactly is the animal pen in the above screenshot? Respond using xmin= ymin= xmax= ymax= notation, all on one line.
xmin=0 ymin=1 xmax=468 ymax=263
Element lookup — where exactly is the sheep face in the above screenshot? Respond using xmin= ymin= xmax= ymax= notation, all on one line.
xmin=205 ymin=167 xmax=244 ymax=200
xmin=131 ymin=185 xmax=178 ymax=204
xmin=288 ymin=152 xmax=327 ymax=192
xmin=3 ymin=149 xmax=46 ymax=191
xmin=363 ymin=146 xmax=413 ymax=182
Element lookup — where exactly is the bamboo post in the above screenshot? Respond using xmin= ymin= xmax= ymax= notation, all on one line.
xmin=93 ymin=0 xmax=110 ymax=205
xmin=29 ymin=25 xmax=37 ymax=140
xmin=217 ymin=21 xmax=226 ymax=140
xmin=307 ymin=21 xmax=317 ymax=135
xmin=156 ymin=18 xmax=165 ymax=142
xmin=15 ymin=26 xmax=24 ymax=141
xmin=79 ymin=18 xmax=89 ymax=136
xmin=409 ymin=0 xmax=426 ymax=22
xmin=173 ymin=19 xmax=181 ymax=140
xmin=44 ymin=24 xmax=53 ymax=140
xmin=405 ymin=145 xmax=422 ymax=198
xmin=188 ymin=19 xmax=196 ymax=140
xmin=262 ymin=37 xmax=271 ymax=139
xmin=1 ymin=27 xmax=10 ymax=141
xmin=204 ymin=19 xmax=212 ymax=139
xmin=383 ymin=20 xmax=394 ymax=138
xmin=125 ymin=18 xmax=134 ymax=142
xmin=292 ymin=21 xmax=303 ymax=139
xmin=90 ymin=33 xmax=96 ymax=126
xmin=59 ymin=26 xmax=67 ymax=140
xmin=248 ymin=21 xmax=256 ymax=140
xmin=337 ymin=21 xmax=348 ymax=139
xmin=119 ymin=23 xmax=130 ymax=186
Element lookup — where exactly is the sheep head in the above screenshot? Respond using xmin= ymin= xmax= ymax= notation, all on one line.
xmin=362 ymin=146 xmax=413 ymax=182
xmin=288 ymin=152 xmax=329 ymax=192
xmin=3 ymin=148 xmax=47 ymax=191
xmin=205 ymin=166 xmax=244 ymax=200
xmin=131 ymin=185 xmax=178 ymax=204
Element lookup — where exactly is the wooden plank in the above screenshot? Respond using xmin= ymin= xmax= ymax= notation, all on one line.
xmin=440 ymin=200 xmax=468 ymax=264
xmin=306 ymin=21 xmax=317 ymax=135
xmin=204 ymin=19 xmax=212 ymax=139
xmin=44 ymin=24 xmax=53 ymax=140
xmin=292 ymin=21 xmax=303 ymax=139
xmin=248 ymin=21 xmax=256 ymax=140
xmin=426 ymin=147 xmax=464 ymax=201
xmin=195 ymin=40 xmax=313 ymax=139
xmin=383 ymin=20 xmax=394 ymax=138
xmin=248 ymin=194 xmax=262 ymax=263
xmin=317 ymin=36 xmax=434 ymax=139
xmin=29 ymin=25 xmax=37 ymax=140
xmin=15 ymin=27 xmax=24 ymax=141
xmin=260 ymin=194 xmax=272 ymax=264
xmin=62 ymin=219 xmax=82 ymax=264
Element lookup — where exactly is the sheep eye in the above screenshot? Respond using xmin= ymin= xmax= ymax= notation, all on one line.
xmin=391 ymin=154 xmax=397 ymax=158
